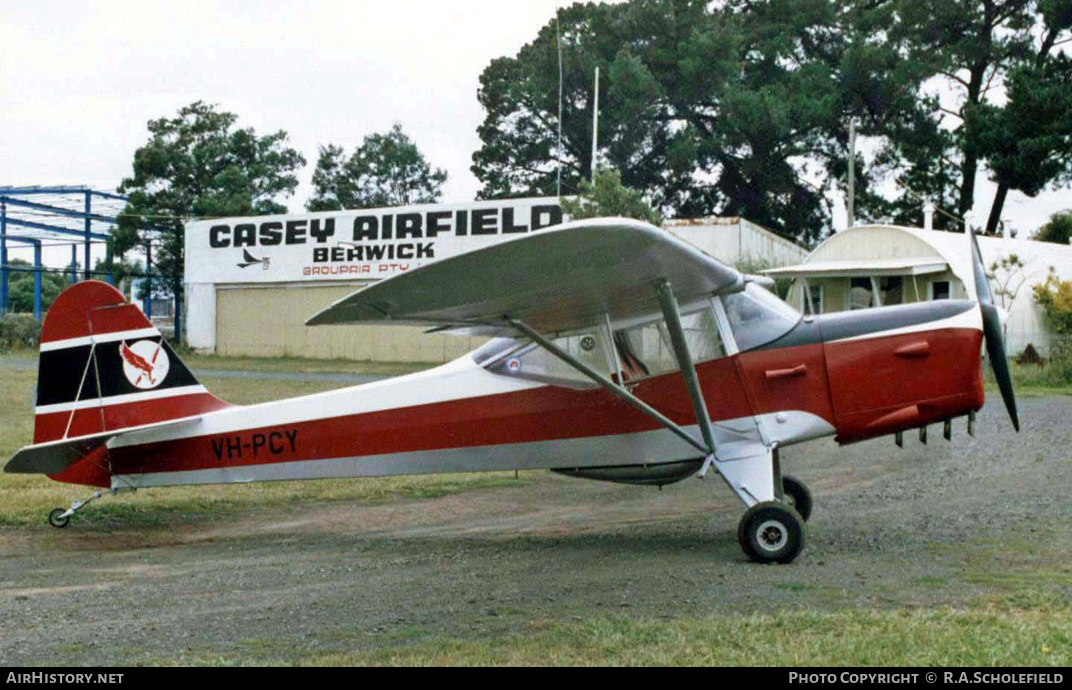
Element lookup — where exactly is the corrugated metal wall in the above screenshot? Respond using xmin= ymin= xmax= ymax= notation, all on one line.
xmin=215 ymin=284 xmax=486 ymax=362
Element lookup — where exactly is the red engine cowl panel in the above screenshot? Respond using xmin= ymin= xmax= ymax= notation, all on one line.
xmin=826 ymin=327 xmax=984 ymax=444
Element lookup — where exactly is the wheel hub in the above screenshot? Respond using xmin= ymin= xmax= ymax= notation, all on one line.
xmin=756 ymin=519 xmax=787 ymax=552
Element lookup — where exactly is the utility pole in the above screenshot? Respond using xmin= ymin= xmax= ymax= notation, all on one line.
xmin=847 ymin=120 xmax=856 ymax=229
xmin=591 ymin=66 xmax=599 ymax=184
xmin=555 ymin=0 xmax=563 ymax=198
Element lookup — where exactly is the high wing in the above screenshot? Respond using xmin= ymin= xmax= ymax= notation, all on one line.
xmin=305 ymin=218 xmax=743 ymax=333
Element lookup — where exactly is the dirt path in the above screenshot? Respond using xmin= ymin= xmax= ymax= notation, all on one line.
xmin=1 ymin=396 xmax=1070 ymax=666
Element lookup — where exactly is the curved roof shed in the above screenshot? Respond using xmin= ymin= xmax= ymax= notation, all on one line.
xmin=765 ymin=224 xmax=1072 ymax=356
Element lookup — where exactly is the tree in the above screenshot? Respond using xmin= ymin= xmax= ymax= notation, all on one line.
xmin=977 ymin=25 xmax=1072 ymax=233
xmin=887 ymin=0 xmax=1072 ymax=234
xmin=1033 ymin=267 xmax=1072 ymax=334
xmin=560 ymin=167 xmax=663 ymax=225
xmin=471 ymin=0 xmax=932 ymax=246
xmin=5 ymin=259 xmax=70 ymax=314
xmin=307 ymin=124 xmax=447 ymax=211
xmin=92 ymin=256 xmax=148 ymax=299
xmin=1034 ymin=210 xmax=1072 ymax=244
xmin=471 ymin=2 xmax=683 ymax=205
xmin=114 ymin=101 xmax=306 ymax=298
xmin=987 ymin=253 xmax=1028 ymax=312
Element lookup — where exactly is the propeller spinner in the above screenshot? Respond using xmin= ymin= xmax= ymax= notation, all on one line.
xmin=969 ymin=227 xmax=1020 ymax=431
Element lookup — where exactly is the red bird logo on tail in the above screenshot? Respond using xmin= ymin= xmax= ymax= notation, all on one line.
xmin=119 ymin=340 xmax=169 ymax=389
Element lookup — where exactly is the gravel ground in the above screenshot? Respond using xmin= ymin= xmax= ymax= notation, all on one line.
xmin=1 ymin=395 xmax=1070 ymax=666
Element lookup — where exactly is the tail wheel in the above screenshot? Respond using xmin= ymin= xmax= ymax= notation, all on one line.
xmin=738 ymin=501 xmax=806 ymax=564
xmin=781 ymin=475 xmax=812 ymax=522
xmin=48 ymin=508 xmax=70 ymax=528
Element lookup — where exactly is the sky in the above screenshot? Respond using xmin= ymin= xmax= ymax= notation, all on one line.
xmin=1 ymin=1 xmax=1069 ymax=270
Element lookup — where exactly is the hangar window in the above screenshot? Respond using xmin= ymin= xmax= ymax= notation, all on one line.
xmin=930 ymin=280 xmax=950 ymax=300
xmin=880 ymin=276 xmax=904 ymax=305
xmin=849 ymin=277 xmax=874 ymax=310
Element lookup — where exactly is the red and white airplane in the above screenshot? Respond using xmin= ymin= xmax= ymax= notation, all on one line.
xmin=5 ymin=219 xmax=1019 ymax=563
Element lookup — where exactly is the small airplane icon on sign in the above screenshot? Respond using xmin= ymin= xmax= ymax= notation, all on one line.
xmin=237 ymin=250 xmax=270 ymax=270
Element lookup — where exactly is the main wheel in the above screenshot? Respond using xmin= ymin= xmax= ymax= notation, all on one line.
xmin=738 ymin=501 xmax=806 ymax=564
xmin=781 ymin=475 xmax=812 ymax=522
xmin=48 ymin=508 xmax=70 ymax=528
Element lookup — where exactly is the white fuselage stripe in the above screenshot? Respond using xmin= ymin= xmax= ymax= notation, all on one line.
xmin=107 ymin=355 xmax=545 ymax=448
xmin=35 ymin=385 xmax=209 ymax=415
xmin=40 ymin=328 xmax=161 ymax=352
xmin=112 ymin=411 xmax=835 ymax=488
xmin=826 ymin=304 xmax=982 ymax=344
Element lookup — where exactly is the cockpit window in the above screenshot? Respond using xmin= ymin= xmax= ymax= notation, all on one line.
xmin=721 ymin=283 xmax=801 ymax=351
xmin=613 ymin=308 xmax=724 ymax=381
xmin=485 ymin=331 xmax=610 ymax=388
xmin=480 ymin=306 xmax=727 ymax=386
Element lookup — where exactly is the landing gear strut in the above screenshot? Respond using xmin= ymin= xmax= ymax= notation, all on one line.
xmin=713 ymin=447 xmax=813 ymax=563
xmin=781 ymin=474 xmax=813 ymax=522
xmin=46 ymin=487 xmax=134 ymax=528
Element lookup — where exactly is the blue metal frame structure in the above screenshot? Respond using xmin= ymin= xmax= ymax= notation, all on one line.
xmin=1 ymin=185 xmax=184 ymax=344
xmin=0 ymin=186 xmax=121 ymax=320
xmin=0 ymin=234 xmax=45 ymax=320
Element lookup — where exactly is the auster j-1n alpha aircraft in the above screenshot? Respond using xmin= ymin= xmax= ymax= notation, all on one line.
xmin=5 ymin=219 xmax=1020 ymax=564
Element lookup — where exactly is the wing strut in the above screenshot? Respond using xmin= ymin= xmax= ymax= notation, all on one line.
xmin=504 ymin=317 xmax=708 ymax=455
xmin=507 ymin=280 xmax=781 ymax=508
xmin=654 ymin=279 xmax=718 ymax=459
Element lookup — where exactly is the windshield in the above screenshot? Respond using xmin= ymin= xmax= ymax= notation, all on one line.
xmin=721 ymin=283 xmax=801 ymax=351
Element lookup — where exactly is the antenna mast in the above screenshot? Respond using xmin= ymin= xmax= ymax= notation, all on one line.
xmin=555 ymin=1 xmax=563 ymax=198
xmin=591 ymin=66 xmax=599 ymax=184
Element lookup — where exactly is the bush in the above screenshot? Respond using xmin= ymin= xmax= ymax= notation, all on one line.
xmin=0 ymin=314 xmax=41 ymax=352
xmin=560 ymin=167 xmax=663 ymax=225
xmin=1032 ymin=268 xmax=1072 ymax=335
xmin=1047 ymin=336 xmax=1072 ymax=386
xmin=1000 ymin=336 xmax=1072 ymax=388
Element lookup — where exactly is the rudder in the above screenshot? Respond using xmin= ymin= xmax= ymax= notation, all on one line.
xmin=34 ymin=281 xmax=229 ymax=446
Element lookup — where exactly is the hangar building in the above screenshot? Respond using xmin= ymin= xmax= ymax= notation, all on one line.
xmin=765 ymin=224 xmax=1072 ymax=356
xmin=185 ymin=200 xmax=807 ymax=363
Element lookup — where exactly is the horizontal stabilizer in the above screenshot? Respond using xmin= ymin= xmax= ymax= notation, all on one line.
xmin=306 ymin=218 xmax=742 ymax=335
xmin=5 ymin=415 xmax=203 ymax=475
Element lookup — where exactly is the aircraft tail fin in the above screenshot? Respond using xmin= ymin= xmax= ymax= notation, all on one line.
xmin=29 ymin=281 xmax=229 ymax=484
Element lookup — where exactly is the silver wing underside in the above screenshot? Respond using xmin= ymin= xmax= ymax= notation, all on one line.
xmin=305 ymin=218 xmax=742 ymax=335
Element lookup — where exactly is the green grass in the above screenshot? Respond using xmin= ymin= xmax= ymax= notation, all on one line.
xmin=142 ymin=596 xmax=1071 ymax=666
xmin=986 ymin=359 xmax=1072 ymax=395
xmin=0 ymin=358 xmax=527 ymax=528
xmin=177 ymin=349 xmax=433 ymax=377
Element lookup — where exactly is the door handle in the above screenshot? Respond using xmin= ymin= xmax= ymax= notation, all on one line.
xmin=765 ymin=364 xmax=807 ymax=380
xmin=895 ymin=341 xmax=930 ymax=358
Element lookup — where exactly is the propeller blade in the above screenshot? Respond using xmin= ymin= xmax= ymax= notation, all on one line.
xmin=969 ymin=227 xmax=1019 ymax=431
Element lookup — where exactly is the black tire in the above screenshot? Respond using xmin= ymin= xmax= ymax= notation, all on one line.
xmin=48 ymin=508 xmax=70 ymax=529
xmin=738 ymin=501 xmax=806 ymax=564
xmin=781 ymin=475 xmax=813 ymax=522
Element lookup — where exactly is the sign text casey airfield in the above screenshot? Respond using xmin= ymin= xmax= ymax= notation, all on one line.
xmin=185 ymin=198 xmax=563 ymax=285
